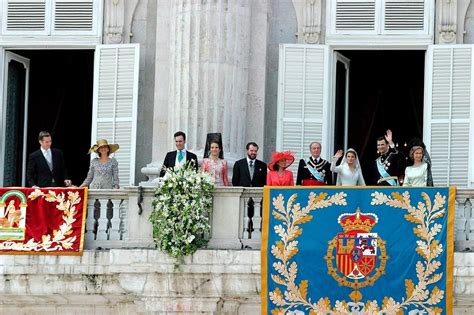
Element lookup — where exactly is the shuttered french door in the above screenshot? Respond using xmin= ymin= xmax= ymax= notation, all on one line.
xmin=425 ymin=45 xmax=474 ymax=187
xmin=276 ymin=45 xmax=330 ymax=175
xmin=91 ymin=44 xmax=140 ymax=187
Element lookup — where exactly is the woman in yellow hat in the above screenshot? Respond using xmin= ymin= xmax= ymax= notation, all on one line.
xmin=80 ymin=139 xmax=120 ymax=189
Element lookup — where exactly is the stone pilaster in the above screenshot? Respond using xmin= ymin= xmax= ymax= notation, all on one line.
xmin=436 ymin=0 xmax=472 ymax=44
xmin=103 ymin=0 xmax=125 ymax=44
xmin=292 ymin=0 xmax=322 ymax=44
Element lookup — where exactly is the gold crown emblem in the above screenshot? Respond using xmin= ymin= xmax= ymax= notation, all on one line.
xmin=337 ymin=208 xmax=378 ymax=233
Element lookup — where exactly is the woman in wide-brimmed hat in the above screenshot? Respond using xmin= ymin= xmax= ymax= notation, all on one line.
xmin=266 ymin=151 xmax=295 ymax=186
xmin=80 ymin=139 xmax=120 ymax=189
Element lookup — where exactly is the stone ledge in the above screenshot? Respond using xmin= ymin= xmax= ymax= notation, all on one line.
xmin=0 ymin=250 xmax=473 ymax=313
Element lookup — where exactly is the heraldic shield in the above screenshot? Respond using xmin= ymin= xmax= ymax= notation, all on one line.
xmin=326 ymin=208 xmax=388 ymax=301
xmin=336 ymin=210 xmax=378 ymax=279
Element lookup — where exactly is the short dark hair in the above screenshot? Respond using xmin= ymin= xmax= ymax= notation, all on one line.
xmin=377 ymin=136 xmax=388 ymax=144
xmin=174 ymin=131 xmax=186 ymax=141
xmin=38 ymin=131 xmax=51 ymax=141
xmin=246 ymin=142 xmax=259 ymax=150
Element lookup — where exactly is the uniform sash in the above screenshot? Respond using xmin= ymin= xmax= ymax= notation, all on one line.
xmin=306 ymin=159 xmax=324 ymax=182
xmin=376 ymin=158 xmax=397 ymax=186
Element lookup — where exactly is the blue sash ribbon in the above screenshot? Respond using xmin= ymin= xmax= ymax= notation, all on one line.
xmin=376 ymin=159 xmax=397 ymax=186
xmin=306 ymin=159 xmax=324 ymax=182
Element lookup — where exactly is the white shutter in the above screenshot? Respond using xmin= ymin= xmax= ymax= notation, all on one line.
xmin=383 ymin=0 xmax=428 ymax=33
xmin=92 ymin=44 xmax=140 ymax=187
xmin=1 ymin=0 xmax=99 ymax=36
xmin=334 ymin=0 xmax=376 ymax=33
xmin=2 ymin=0 xmax=49 ymax=34
xmin=425 ymin=45 xmax=474 ymax=187
xmin=52 ymin=0 xmax=97 ymax=35
xmin=329 ymin=0 xmax=432 ymax=37
xmin=277 ymin=45 xmax=329 ymax=176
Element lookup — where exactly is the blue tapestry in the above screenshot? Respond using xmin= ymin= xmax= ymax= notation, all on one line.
xmin=261 ymin=186 xmax=455 ymax=314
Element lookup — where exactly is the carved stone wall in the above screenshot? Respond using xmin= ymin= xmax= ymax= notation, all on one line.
xmin=435 ymin=0 xmax=471 ymax=44
xmin=292 ymin=0 xmax=322 ymax=44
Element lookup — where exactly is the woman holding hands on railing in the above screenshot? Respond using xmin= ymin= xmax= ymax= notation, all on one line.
xmin=80 ymin=139 xmax=120 ymax=189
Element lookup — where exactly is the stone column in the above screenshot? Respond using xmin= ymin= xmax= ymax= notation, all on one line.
xmin=142 ymin=0 xmax=259 ymax=184
xmin=168 ymin=0 xmax=252 ymax=159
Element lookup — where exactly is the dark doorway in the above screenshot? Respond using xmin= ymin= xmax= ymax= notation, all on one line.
xmin=334 ymin=50 xmax=425 ymax=184
xmin=9 ymin=49 xmax=94 ymax=186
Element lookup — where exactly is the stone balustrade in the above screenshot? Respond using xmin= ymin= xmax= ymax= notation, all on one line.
xmin=1 ymin=187 xmax=474 ymax=313
xmin=85 ymin=186 xmax=474 ymax=252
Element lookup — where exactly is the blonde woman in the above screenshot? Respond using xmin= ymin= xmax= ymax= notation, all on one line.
xmin=403 ymin=146 xmax=431 ymax=187
xmin=80 ymin=139 xmax=120 ymax=189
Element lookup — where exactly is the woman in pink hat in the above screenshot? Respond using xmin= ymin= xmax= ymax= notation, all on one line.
xmin=266 ymin=151 xmax=295 ymax=186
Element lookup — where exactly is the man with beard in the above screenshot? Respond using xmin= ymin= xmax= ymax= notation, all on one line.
xmin=374 ymin=129 xmax=399 ymax=186
xmin=232 ymin=142 xmax=267 ymax=187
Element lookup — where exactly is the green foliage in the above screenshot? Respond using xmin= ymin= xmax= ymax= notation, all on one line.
xmin=149 ymin=162 xmax=214 ymax=259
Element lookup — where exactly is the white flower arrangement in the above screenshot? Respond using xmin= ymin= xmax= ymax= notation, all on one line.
xmin=149 ymin=162 xmax=214 ymax=260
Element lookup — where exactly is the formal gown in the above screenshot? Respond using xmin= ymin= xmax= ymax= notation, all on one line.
xmin=331 ymin=158 xmax=366 ymax=186
xmin=403 ymin=162 xmax=428 ymax=187
xmin=201 ymin=158 xmax=229 ymax=186
xmin=81 ymin=158 xmax=120 ymax=189
xmin=266 ymin=170 xmax=294 ymax=186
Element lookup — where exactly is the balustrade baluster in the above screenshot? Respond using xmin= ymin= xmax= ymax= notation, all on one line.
xmin=106 ymin=199 xmax=114 ymax=240
xmin=252 ymin=197 xmax=262 ymax=240
xmin=93 ymin=199 xmax=101 ymax=240
xmin=118 ymin=199 xmax=126 ymax=240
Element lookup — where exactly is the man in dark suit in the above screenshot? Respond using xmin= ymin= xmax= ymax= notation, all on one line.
xmin=374 ymin=129 xmax=400 ymax=186
xmin=160 ymin=131 xmax=198 ymax=177
xmin=232 ymin=142 xmax=267 ymax=187
xmin=296 ymin=141 xmax=332 ymax=185
xmin=26 ymin=131 xmax=71 ymax=187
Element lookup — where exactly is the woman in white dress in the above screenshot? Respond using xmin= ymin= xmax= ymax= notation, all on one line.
xmin=331 ymin=148 xmax=366 ymax=186
xmin=403 ymin=146 xmax=431 ymax=187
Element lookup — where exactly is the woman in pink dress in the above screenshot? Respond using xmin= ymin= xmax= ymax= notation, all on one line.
xmin=266 ymin=151 xmax=295 ymax=186
xmin=201 ymin=140 xmax=229 ymax=186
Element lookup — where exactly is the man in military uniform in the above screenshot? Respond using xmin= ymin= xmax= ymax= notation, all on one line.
xmin=296 ymin=142 xmax=332 ymax=185
xmin=374 ymin=129 xmax=399 ymax=186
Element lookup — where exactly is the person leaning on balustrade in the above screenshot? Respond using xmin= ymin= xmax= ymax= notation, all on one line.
xmin=80 ymin=139 xmax=120 ymax=189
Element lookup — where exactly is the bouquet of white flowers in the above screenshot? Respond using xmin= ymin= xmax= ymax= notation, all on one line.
xmin=149 ymin=162 xmax=214 ymax=260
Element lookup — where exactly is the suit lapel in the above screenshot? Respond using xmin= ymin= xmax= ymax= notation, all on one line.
xmin=39 ymin=150 xmax=53 ymax=174
xmin=169 ymin=151 xmax=177 ymax=167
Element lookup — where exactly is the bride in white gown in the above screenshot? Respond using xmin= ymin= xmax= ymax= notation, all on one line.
xmin=331 ymin=148 xmax=366 ymax=186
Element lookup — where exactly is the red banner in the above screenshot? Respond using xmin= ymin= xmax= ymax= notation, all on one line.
xmin=0 ymin=188 xmax=87 ymax=255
